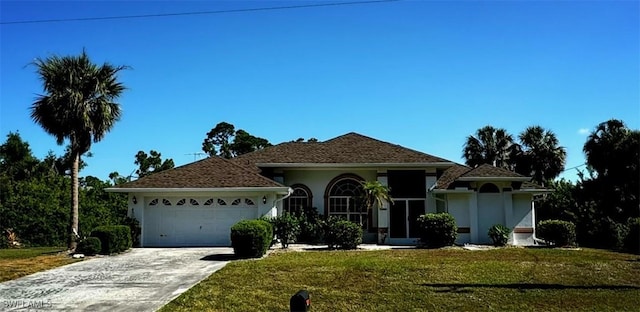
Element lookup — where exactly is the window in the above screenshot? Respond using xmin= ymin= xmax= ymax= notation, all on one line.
xmin=327 ymin=176 xmax=367 ymax=229
xmin=176 ymin=199 xmax=186 ymax=206
xmin=190 ymin=199 xmax=199 ymax=205
xmin=204 ymin=198 xmax=214 ymax=205
xmin=231 ymin=198 xmax=242 ymax=205
xmin=217 ymin=199 xmax=227 ymax=206
xmin=162 ymin=199 xmax=172 ymax=205
xmin=149 ymin=198 xmax=158 ymax=206
xmin=479 ymin=183 xmax=500 ymax=193
xmin=244 ymin=198 xmax=255 ymax=206
xmin=284 ymin=184 xmax=312 ymax=215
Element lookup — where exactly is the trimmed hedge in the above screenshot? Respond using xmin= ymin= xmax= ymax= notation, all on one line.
xmin=90 ymin=225 xmax=132 ymax=254
xmin=537 ymin=220 xmax=576 ymax=247
xmin=324 ymin=217 xmax=362 ymax=250
xmin=488 ymin=224 xmax=510 ymax=247
xmin=230 ymin=219 xmax=273 ymax=258
xmin=271 ymin=213 xmax=300 ymax=249
xmin=416 ymin=213 xmax=457 ymax=248
xmin=77 ymin=237 xmax=101 ymax=256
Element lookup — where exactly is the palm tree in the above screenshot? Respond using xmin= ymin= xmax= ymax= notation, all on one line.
xmin=514 ymin=126 xmax=566 ymax=186
xmin=463 ymin=126 xmax=516 ymax=169
xmin=361 ymin=180 xmax=393 ymax=211
xmin=30 ymin=50 xmax=127 ymax=250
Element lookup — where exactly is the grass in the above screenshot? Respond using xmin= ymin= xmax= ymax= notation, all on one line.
xmin=0 ymin=247 xmax=79 ymax=282
xmin=162 ymin=248 xmax=640 ymax=312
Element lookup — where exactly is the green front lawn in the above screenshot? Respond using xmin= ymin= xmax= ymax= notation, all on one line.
xmin=0 ymin=247 xmax=79 ymax=282
xmin=162 ymin=248 xmax=640 ymax=312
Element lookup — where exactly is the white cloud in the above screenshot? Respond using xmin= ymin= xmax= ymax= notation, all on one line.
xmin=577 ymin=128 xmax=590 ymax=135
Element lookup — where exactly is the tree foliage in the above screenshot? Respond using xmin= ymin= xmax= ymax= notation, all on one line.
xmin=134 ymin=150 xmax=175 ymax=178
xmin=29 ymin=50 xmax=127 ymax=249
xmin=201 ymin=122 xmax=271 ymax=158
xmin=463 ymin=126 xmax=516 ymax=169
xmin=0 ymin=133 xmax=127 ymax=247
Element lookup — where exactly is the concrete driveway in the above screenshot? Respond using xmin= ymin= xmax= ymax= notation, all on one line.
xmin=0 ymin=248 xmax=234 ymax=312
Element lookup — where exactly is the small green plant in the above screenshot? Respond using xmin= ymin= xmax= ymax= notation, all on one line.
xmin=488 ymin=224 xmax=510 ymax=246
xmin=76 ymin=237 xmax=101 ymax=256
xmin=90 ymin=225 xmax=132 ymax=254
xmin=230 ymin=219 xmax=273 ymax=258
xmin=416 ymin=213 xmax=457 ymax=248
xmin=536 ymin=220 xmax=576 ymax=247
xmin=323 ymin=217 xmax=362 ymax=250
xmin=296 ymin=207 xmax=324 ymax=243
xmin=271 ymin=213 xmax=300 ymax=248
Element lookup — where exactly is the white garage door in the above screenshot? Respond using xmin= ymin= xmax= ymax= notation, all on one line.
xmin=143 ymin=197 xmax=258 ymax=247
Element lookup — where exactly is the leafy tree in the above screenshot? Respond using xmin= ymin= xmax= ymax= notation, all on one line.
xmin=462 ymin=126 xmax=516 ymax=169
xmin=201 ymin=122 xmax=271 ymax=158
xmin=29 ymin=50 xmax=127 ymax=249
xmin=202 ymin=122 xmax=235 ymax=158
xmin=0 ymin=132 xmax=39 ymax=181
xmin=513 ymin=126 xmax=566 ymax=185
xmin=134 ymin=150 xmax=175 ymax=178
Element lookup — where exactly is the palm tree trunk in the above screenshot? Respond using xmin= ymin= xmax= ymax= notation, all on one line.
xmin=68 ymin=150 xmax=80 ymax=250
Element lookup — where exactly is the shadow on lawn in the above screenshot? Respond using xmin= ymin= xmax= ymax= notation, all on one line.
xmin=422 ymin=283 xmax=640 ymax=292
xmin=200 ymin=254 xmax=244 ymax=261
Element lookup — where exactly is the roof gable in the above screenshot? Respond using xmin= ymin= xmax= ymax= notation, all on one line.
xmin=112 ymin=156 xmax=285 ymax=189
xmin=460 ymin=164 xmax=527 ymax=179
xmin=233 ymin=132 xmax=452 ymax=166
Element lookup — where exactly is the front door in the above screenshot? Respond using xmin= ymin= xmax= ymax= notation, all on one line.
xmin=389 ymin=199 xmax=425 ymax=244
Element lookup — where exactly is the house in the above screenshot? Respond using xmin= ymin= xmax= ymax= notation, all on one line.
xmin=107 ymin=132 xmax=547 ymax=247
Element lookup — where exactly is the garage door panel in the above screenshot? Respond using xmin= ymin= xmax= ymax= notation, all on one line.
xmin=143 ymin=198 xmax=258 ymax=247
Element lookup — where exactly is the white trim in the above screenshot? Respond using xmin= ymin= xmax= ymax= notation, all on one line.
xmin=105 ymin=187 xmax=292 ymax=194
xmin=254 ymin=162 xmax=454 ymax=168
xmin=430 ymin=189 xmax=474 ymax=194
xmin=512 ymin=189 xmax=553 ymax=194
xmin=457 ymin=177 xmax=530 ymax=182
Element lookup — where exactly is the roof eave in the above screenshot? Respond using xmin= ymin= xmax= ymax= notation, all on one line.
xmin=105 ymin=186 xmax=292 ymax=194
xmin=457 ymin=177 xmax=531 ymax=182
xmin=512 ymin=189 xmax=553 ymax=194
xmin=430 ymin=189 xmax=475 ymax=194
xmin=255 ymin=162 xmax=455 ymax=168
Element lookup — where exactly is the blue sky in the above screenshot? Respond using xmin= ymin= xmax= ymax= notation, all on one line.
xmin=1 ymin=0 xmax=638 ymax=182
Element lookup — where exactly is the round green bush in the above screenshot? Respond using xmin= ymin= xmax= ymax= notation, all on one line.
xmin=77 ymin=237 xmax=101 ymax=255
xmin=272 ymin=213 xmax=301 ymax=248
xmin=536 ymin=220 xmax=576 ymax=247
xmin=416 ymin=213 xmax=457 ymax=248
xmin=230 ymin=219 xmax=273 ymax=258
xmin=488 ymin=224 xmax=510 ymax=246
xmin=323 ymin=218 xmax=362 ymax=250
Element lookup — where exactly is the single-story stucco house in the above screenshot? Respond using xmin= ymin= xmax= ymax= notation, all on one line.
xmin=107 ymin=132 xmax=547 ymax=247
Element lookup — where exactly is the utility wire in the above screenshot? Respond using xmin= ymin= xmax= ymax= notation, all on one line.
xmin=0 ymin=0 xmax=399 ymax=25
xmin=562 ymin=163 xmax=586 ymax=172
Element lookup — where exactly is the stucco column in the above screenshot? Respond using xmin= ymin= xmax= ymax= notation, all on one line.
xmin=425 ymin=173 xmax=437 ymax=214
xmin=469 ymin=192 xmax=478 ymax=243
xmin=377 ymin=172 xmax=389 ymax=244
xmin=503 ymin=190 xmax=513 ymax=244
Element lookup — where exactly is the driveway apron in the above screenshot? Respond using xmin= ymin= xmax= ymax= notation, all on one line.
xmin=0 ymin=248 xmax=233 ymax=312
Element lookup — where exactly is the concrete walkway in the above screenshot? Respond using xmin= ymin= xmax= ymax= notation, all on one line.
xmin=0 ymin=248 xmax=234 ymax=312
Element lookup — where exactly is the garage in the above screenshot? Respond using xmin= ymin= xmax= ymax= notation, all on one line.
xmin=143 ymin=197 xmax=258 ymax=247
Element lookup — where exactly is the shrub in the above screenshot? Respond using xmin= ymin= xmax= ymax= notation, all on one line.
xmin=296 ymin=207 xmax=324 ymax=243
xmin=76 ymin=237 xmax=101 ymax=256
xmin=323 ymin=217 xmax=362 ymax=250
xmin=488 ymin=224 xmax=510 ymax=247
xmin=536 ymin=220 xmax=576 ymax=247
xmin=121 ymin=217 xmax=141 ymax=247
xmin=271 ymin=213 xmax=300 ymax=248
xmin=90 ymin=225 xmax=132 ymax=254
xmin=0 ymin=233 xmax=7 ymax=249
xmin=416 ymin=213 xmax=457 ymax=248
xmin=624 ymin=217 xmax=640 ymax=254
xmin=230 ymin=219 xmax=273 ymax=258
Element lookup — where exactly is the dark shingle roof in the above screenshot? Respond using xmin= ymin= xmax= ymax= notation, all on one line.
xmin=233 ymin=132 xmax=451 ymax=166
xmin=434 ymin=164 xmax=471 ymax=189
xmin=459 ymin=164 xmax=527 ymax=178
xmin=113 ymin=157 xmax=285 ymax=189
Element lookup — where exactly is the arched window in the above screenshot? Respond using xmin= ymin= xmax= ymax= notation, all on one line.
xmin=326 ymin=175 xmax=367 ymax=229
xmin=284 ymin=184 xmax=312 ymax=215
xmin=479 ymin=183 xmax=500 ymax=193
